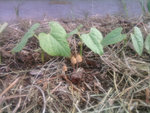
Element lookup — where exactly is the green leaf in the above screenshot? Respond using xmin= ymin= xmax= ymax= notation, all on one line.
xmin=49 ymin=21 xmax=67 ymax=39
xmin=147 ymin=0 xmax=150 ymax=13
xmin=67 ymin=24 xmax=83 ymax=38
xmin=0 ymin=22 xmax=8 ymax=34
xmin=131 ymin=27 xmax=144 ymax=56
xmin=12 ymin=23 xmax=40 ymax=53
xmin=38 ymin=33 xmax=71 ymax=57
xmin=145 ymin=33 xmax=150 ymax=54
xmin=81 ymin=27 xmax=104 ymax=55
xmin=38 ymin=22 xmax=71 ymax=57
xmin=101 ymin=27 xmax=126 ymax=47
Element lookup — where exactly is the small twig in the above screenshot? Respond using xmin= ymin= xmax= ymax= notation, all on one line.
xmin=145 ymin=88 xmax=150 ymax=104
xmin=0 ymin=95 xmax=26 ymax=103
xmin=73 ymin=100 xmax=82 ymax=113
xmin=12 ymin=86 xmax=22 ymax=113
xmin=116 ymin=76 xmax=150 ymax=98
xmin=50 ymin=82 xmax=62 ymax=94
xmin=0 ymin=77 xmax=20 ymax=98
xmin=32 ymin=85 xmax=46 ymax=113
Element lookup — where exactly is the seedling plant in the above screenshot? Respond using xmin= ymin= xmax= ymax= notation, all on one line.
xmin=131 ymin=26 xmax=150 ymax=55
xmin=12 ymin=21 xmax=150 ymax=70
xmin=12 ymin=21 xmax=126 ymax=59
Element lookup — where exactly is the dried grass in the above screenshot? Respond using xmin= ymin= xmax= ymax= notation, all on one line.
xmin=0 ymin=15 xmax=150 ymax=113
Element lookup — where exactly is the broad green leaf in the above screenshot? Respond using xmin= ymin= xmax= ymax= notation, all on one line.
xmin=38 ymin=33 xmax=71 ymax=57
xmin=101 ymin=27 xmax=126 ymax=47
xmin=49 ymin=21 xmax=67 ymax=39
xmin=67 ymin=24 xmax=83 ymax=38
xmin=12 ymin=23 xmax=40 ymax=53
xmin=37 ymin=21 xmax=70 ymax=57
xmin=145 ymin=33 xmax=150 ymax=54
xmin=147 ymin=0 xmax=150 ymax=13
xmin=131 ymin=27 xmax=144 ymax=56
xmin=0 ymin=22 xmax=8 ymax=34
xmin=81 ymin=28 xmax=104 ymax=55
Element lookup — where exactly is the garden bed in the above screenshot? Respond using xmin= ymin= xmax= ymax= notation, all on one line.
xmin=0 ymin=16 xmax=150 ymax=113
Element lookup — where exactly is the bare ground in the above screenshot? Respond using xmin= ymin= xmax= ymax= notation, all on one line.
xmin=0 ymin=15 xmax=150 ymax=113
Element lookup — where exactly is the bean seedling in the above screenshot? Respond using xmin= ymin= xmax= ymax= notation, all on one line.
xmin=131 ymin=26 xmax=150 ymax=55
xmin=12 ymin=21 xmax=127 ymax=64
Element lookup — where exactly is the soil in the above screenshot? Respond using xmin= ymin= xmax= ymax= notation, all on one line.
xmin=0 ymin=16 xmax=150 ymax=113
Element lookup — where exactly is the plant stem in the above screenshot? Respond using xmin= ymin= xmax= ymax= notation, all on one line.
xmin=78 ymin=33 xmax=83 ymax=56
xmin=34 ymin=34 xmax=45 ymax=63
xmin=116 ymin=38 xmax=128 ymax=54
xmin=79 ymin=42 xmax=83 ymax=56
xmin=41 ymin=50 xmax=45 ymax=63
xmin=34 ymin=34 xmax=38 ymax=39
